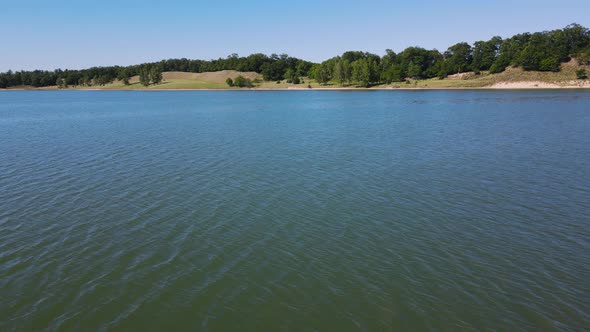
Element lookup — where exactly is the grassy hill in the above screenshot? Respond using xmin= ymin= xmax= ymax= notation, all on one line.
xmin=393 ymin=60 xmax=590 ymax=89
xmin=95 ymin=70 xmax=262 ymax=90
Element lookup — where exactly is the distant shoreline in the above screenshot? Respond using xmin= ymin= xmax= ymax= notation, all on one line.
xmin=3 ymin=63 xmax=589 ymax=91
xmin=3 ymin=85 xmax=590 ymax=91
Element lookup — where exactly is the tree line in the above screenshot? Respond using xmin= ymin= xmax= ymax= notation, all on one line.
xmin=309 ymin=23 xmax=590 ymax=86
xmin=1 ymin=24 xmax=589 ymax=88
xmin=0 ymin=54 xmax=314 ymax=88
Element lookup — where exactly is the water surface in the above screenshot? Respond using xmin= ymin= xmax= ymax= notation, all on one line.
xmin=1 ymin=90 xmax=589 ymax=331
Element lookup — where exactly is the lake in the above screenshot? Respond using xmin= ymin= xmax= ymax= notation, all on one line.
xmin=1 ymin=90 xmax=589 ymax=331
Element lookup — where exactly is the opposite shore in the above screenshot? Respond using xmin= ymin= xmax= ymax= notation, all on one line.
xmin=3 ymin=82 xmax=590 ymax=91
xmin=3 ymin=64 xmax=589 ymax=91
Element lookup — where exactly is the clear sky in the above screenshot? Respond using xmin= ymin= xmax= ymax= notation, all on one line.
xmin=1 ymin=0 xmax=589 ymax=72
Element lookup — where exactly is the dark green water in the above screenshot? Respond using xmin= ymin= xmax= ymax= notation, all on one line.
xmin=1 ymin=91 xmax=589 ymax=331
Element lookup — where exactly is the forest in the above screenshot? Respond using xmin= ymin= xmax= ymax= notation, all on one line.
xmin=1 ymin=23 xmax=589 ymax=88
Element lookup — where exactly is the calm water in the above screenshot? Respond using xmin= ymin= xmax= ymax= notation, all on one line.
xmin=1 ymin=90 xmax=589 ymax=331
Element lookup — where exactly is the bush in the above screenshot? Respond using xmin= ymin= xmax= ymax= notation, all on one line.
xmin=226 ymin=78 xmax=234 ymax=87
xmin=539 ymin=57 xmax=560 ymax=72
xmin=139 ymin=70 xmax=150 ymax=87
xmin=233 ymin=75 xmax=253 ymax=88
xmin=576 ymin=68 xmax=588 ymax=79
xmin=56 ymin=78 xmax=67 ymax=89
xmin=489 ymin=62 xmax=506 ymax=74
xmin=577 ymin=48 xmax=590 ymax=65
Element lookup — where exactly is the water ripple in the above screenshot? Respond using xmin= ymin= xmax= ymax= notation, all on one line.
xmin=1 ymin=91 xmax=589 ymax=331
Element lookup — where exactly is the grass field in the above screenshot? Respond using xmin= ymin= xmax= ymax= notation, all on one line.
xmin=81 ymin=70 xmax=262 ymax=90
xmin=95 ymin=80 xmax=228 ymax=90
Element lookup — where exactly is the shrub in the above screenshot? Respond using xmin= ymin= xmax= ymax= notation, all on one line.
xmin=56 ymin=78 xmax=67 ymax=89
xmin=225 ymin=78 xmax=234 ymax=87
xmin=489 ymin=63 xmax=506 ymax=74
xmin=577 ymin=48 xmax=590 ymax=65
xmin=576 ymin=68 xmax=588 ymax=79
xmin=233 ymin=75 xmax=253 ymax=88
xmin=539 ymin=57 xmax=560 ymax=72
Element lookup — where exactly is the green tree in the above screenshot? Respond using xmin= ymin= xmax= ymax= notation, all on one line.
xmin=56 ymin=77 xmax=67 ymax=89
xmin=296 ymin=61 xmax=312 ymax=77
xmin=520 ymin=33 xmax=561 ymax=72
xmin=317 ymin=63 xmax=332 ymax=85
xmin=81 ymin=75 xmax=91 ymax=86
xmin=444 ymin=42 xmax=473 ymax=74
xmin=490 ymin=33 xmax=532 ymax=73
xmin=368 ymin=58 xmax=380 ymax=83
xmin=576 ymin=68 xmax=588 ymax=79
xmin=117 ymin=68 xmax=130 ymax=85
xmin=563 ymin=23 xmax=590 ymax=54
xmin=282 ymin=68 xmax=300 ymax=84
xmin=381 ymin=64 xmax=402 ymax=83
xmin=396 ymin=47 xmax=443 ymax=79
xmin=539 ymin=57 xmax=560 ymax=72
xmin=226 ymin=78 xmax=234 ymax=87
xmin=333 ymin=59 xmax=351 ymax=85
xmin=233 ymin=75 xmax=253 ymax=87
xmin=472 ymin=36 xmax=502 ymax=71
xmin=407 ymin=61 xmax=422 ymax=79
xmin=139 ymin=69 xmax=150 ymax=87
xmin=352 ymin=59 xmax=370 ymax=87
xmin=117 ymin=68 xmax=128 ymax=81
xmin=260 ymin=60 xmax=288 ymax=81
xmin=380 ymin=49 xmax=402 ymax=83
xmin=576 ymin=47 xmax=590 ymax=64
xmin=150 ymin=67 xmax=163 ymax=85
xmin=284 ymin=68 xmax=294 ymax=83
xmin=381 ymin=49 xmax=397 ymax=68
xmin=94 ymin=75 xmax=111 ymax=86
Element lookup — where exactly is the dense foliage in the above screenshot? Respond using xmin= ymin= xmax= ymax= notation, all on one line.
xmin=309 ymin=24 xmax=590 ymax=86
xmin=226 ymin=75 xmax=253 ymax=88
xmin=1 ymin=24 xmax=589 ymax=88
xmin=0 ymin=54 xmax=313 ymax=88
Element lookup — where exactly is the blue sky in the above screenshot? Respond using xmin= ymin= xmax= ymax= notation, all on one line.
xmin=1 ymin=0 xmax=589 ymax=71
